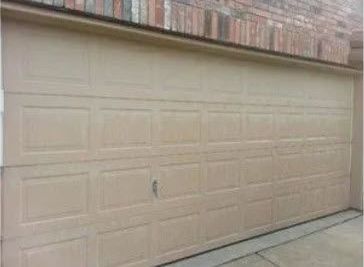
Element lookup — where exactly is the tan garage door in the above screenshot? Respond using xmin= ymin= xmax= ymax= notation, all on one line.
xmin=2 ymin=18 xmax=353 ymax=267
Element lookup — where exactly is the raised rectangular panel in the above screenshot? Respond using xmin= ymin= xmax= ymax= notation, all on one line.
xmin=246 ymin=112 xmax=273 ymax=142
xmin=333 ymin=148 xmax=351 ymax=174
xmin=245 ymin=184 xmax=273 ymax=203
xmin=276 ymin=152 xmax=304 ymax=180
xmin=159 ymin=163 xmax=200 ymax=200
xmin=99 ymin=167 xmax=152 ymax=210
xmin=97 ymin=38 xmax=154 ymax=91
xmin=304 ymin=150 xmax=327 ymax=175
xmin=245 ymin=154 xmax=274 ymax=184
xmin=302 ymin=181 xmax=326 ymax=214
xmin=325 ymin=114 xmax=338 ymax=138
xmin=158 ymin=50 xmax=202 ymax=91
xmin=206 ymin=159 xmax=239 ymax=192
xmin=160 ymin=111 xmax=201 ymax=145
xmin=277 ymin=113 xmax=304 ymax=140
xmin=325 ymin=75 xmax=352 ymax=106
xmin=98 ymin=224 xmax=150 ymax=267
xmin=245 ymin=200 xmax=273 ymax=230
xmin=101 ymin=109 xmax=152 ymax=148
xmin=327 ymin=180 xmax=349 ymax=208
xmin=204 ymin=192 xmax=240 ymax=242
xmin=21 ymin=238 xmax=87 ymax=267
xmin=274 ymin=180 xmax=302 ymax=222
xmin=22 ymin=107 xmax=90 ymax=153
xmin=301 ymin=187 xmax=327 ymax=214
xmin=5 ymin=95 xmax=93 ymax=165
xmin=156 ymin=211 xmax=199 ymax=255
xmin=336 ymin=115 xmax=351 ymax=140
xmin=205 ymin=58 xmax=242 ymax=94
xmin=208 ymin=112 xmax=241 ymax=143
xmin=305 ymin=113 xmax=326 ymax=139
xmin=3 ymin=164 xmax=92 ymax=237
xmin=276 ymin=194 xmax=301 ymax=222
xmin=22 ymin=173 xmax=88 ymax=223
xmin=205 ymin=204 xmax=239 ymax=242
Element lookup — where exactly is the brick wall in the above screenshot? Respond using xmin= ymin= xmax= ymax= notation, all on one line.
xmin=22 ymin=0 xmax=363 ymax=64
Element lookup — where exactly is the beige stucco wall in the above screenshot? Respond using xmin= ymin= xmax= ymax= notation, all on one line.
xmin=1 ymin=11 xmax=356 ymax=266
xmin=350 ymin=74 xmax=363 ymax=210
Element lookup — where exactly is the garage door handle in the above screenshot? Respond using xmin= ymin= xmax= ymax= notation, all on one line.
xmin=152 ymin=179 xmax=159 ymax=198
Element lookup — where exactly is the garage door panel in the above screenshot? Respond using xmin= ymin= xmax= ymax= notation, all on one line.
xmin=4 ymin=94 xmax=94 ymax=166
xmin=276 ymin=108 xmax=305 ymax=145
xmin=159 ymin=110 xmax=201 ymax=145
xmin=98 ymin=224 xmax=151 ymax=267
xmin=273 ymin=179 xmax=302 ymax=225
xmin=244 ymin=64 xmax=277 ymax=99
xmin=98 ymin=167 xmax=152 ymax=211
xmin=3 ymin=224 xmax=91 ymax=267
xmin=154 ymin=206 xmax=201 ymax=258
xmin=204 ymin=192 xmax=241 ymax=244
xmin=3 ymin=164 xmax=93 ymax=238
xmin=244 ymin=107 xmax=274 ymax=147
xmin=99 ymin=108 xmax=153 ymax=149
xmin=244 ymin=149 xmax=275 ymax=185
xmin=205 ymin=158 xmax=240 ymax=193
xmin=95 ymin=37 xmax=155 ymax=92
xmin=4 ymin=237 xmax=88 ymax=267
xmin=301 ymin=176 xmax=328 ymax=215
xmin=275 ymin=147 xmax=305 ymax=180
xmin=207 ymin=111 xmax=241 ymax=143
xmin=159 ymin=162 xmax=201 ymax=200
xmin=326 ymin=175 xmax=350 ymax=210
xmin=204 ymin=57 xmax=244 ymax=94
xmin=156 ymin=49 xmax=203 ymax=92
xmin=305 ymin=72 xmax=353 ymax=108
xmin=245 ymin=199 xmax=274 ymax=232
xmin=4 ymin=20 xmax=92 ymax=95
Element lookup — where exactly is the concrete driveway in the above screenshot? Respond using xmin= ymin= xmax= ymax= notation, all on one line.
xmin=166 ymin=210 xmax=362 ymax=267
xmin=222 ymin=216 xmax=363 ymax=267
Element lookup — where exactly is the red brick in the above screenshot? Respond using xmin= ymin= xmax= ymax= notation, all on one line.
xmin=65 ymin=0 xmax=75 ymax=9
xmin=149 ymin=0 xmax=156 ymax=26
xmin=74 ymin=0 xmax=84 ymax=11
xmin=185 ymin=5 xmax=193 ymax=35
xmin=211 ymin=11 xmax=218 ymax=39
xmin=234 ymin=19 xmax=241 ymax=44
xmin=28 ymin=0 xmax=363 ymax=64
xmin=95 ymin=0 xmax=104 ymax=15
xmin=114 ymin=0 xmax=122 ymax=19
xmin=155 ymin=0 xmax=164 ymax=28
xmin=192 ymin=6 xmax=199 ymax=35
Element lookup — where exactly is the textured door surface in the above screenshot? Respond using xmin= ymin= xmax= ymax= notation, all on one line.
xmin=2 ymin=18 xmax=353 ymax=266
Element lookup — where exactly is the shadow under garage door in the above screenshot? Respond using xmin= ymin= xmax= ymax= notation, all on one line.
xmin=2 ymin=17 xmax=353 ymax=267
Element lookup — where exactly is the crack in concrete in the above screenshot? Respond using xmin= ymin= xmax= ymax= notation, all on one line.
xmin=256 ymin=252 xmax=281 ymax=267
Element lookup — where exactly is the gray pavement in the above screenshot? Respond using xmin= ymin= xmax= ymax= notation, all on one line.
xmin=222 ymin=216 xmax=363 ymax=267
xmin=166 ymin=210 xmax=362 ymax=267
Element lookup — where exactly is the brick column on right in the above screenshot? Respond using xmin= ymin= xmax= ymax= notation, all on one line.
xmin=349 ymin=30 xmax=363 ymax=210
